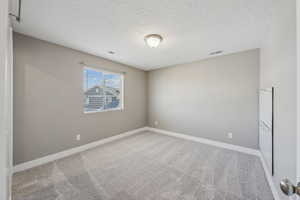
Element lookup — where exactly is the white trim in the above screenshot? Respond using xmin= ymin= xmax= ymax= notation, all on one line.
xmin=13 ymin=126 xmax=280 ymax=200
xmin=147 ymin=127 xmax=260 ymax=156
xmin=146 ymin=127 xmax=280 ymax=199
xmin=297 ymin=0 xmax=300 ymax=183
xmin=7 ymin=26 xmax=13 ymax=200
xmin=84 ymin=107 xmax=123 ymax=114
xmin=257 ymin=152 xmax=280 ymax=200
xmin=13 ymin=127 xmax=148 ymax=173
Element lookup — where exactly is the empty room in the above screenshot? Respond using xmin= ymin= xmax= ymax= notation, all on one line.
xmin=1 ymin=0 xmax=300 ymax=200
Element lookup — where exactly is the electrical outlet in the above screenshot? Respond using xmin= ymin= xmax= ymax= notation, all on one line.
xmin=228 ymin=132 xmax=233 ymax=139
xmin=76 ymin=134 xmax=81 ymax=141
xmin=154 ymin=121 xmax=159 ymax=126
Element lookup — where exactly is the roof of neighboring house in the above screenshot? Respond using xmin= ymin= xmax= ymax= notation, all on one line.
xmin=85 ymin=86 xmax=120 ymax=96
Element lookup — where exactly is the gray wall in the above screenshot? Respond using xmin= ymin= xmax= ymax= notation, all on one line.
xmin=13 ymin=33 xmax=148 ymax=165
xmin=148 ymin=49 xmax=259 ymax=149
xmin=260 ymin=0 xmax=297 ymax=198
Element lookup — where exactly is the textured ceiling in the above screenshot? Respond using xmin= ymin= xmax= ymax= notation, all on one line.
xmin=12 ymin=0 xmax=272 ymax=70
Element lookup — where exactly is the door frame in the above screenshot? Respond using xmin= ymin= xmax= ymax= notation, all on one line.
xmin=297 ymin=0 xmax=300 ymax=183
xmin=0 ymin=0 xmax=13 ymax=199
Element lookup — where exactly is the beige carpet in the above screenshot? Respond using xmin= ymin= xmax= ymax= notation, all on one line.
xmin=12 ymin=131 xmax=273 ymax=200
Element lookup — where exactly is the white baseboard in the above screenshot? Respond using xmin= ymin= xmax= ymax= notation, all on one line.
xmin=146 ymin=127 xmax=280 ymax=200
xmin=257 ymin=152 xmax=280 ymax=200
xmin=13 ymin=127 xmax=148 ymax=173
xmin=13 ymin=126 xmax=280 ymax=200
xmin=147 ymin=127 xmax=260 ymax=156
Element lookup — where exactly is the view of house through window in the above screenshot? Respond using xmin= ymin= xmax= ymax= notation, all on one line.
xmin=83 ymin=67 xmax=123 ymax=113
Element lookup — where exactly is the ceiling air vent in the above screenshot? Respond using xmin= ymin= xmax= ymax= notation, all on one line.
xmin=209 ymin=51 xmax=223 ymax=55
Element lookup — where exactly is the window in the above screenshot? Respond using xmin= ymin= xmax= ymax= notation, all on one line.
xmin=83 ymin=67 xmax=123 ymax=113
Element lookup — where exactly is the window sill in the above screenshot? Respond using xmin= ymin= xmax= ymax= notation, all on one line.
xmin=84 ymin=107 xmax=123 ymax=114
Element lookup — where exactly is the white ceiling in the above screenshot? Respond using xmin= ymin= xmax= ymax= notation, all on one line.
xmin=12 ymin=0 xmax=272 ymax=70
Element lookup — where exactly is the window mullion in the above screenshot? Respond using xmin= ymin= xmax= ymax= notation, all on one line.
xmin=103 ymin=73 xmax=107 ymax=110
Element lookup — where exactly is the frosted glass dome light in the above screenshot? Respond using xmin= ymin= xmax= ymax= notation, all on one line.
xmin=144 ymin=34 xmax=163 ymax=48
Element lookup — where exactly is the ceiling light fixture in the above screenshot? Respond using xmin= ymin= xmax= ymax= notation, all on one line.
xmin=144 ymin=34 xmax=163 ymax=48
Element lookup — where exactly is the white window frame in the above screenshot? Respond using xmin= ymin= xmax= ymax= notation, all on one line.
xmin=83 ymin=66 xmax=124 ymax=114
